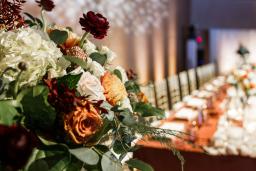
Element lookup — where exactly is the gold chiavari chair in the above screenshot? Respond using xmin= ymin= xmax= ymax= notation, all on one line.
xmin=167 ymin=75 xmax=181 ymax=108
xmin=154 ymin=79 xmax=169 ymax=111
xmin=188 ymin=68 xmax=197 ymax=93
xmin=207 ymin=63 xmax=216 ymax=80
xmin=178 ymin=71 xmax=190 ymax=99
xmin=196 ymin=66 xmax=205 ymax=88
xmin=140 ymin=83 xmax=157 ymax=107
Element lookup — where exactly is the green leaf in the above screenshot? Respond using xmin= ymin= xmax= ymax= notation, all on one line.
xmin=70 ymin=148 xmax=99 ymax=165
xmin=113 ymin=69 xmax=122 ymax=81
xmin=113 ymin=140 xmax=129 ymax=155
xmin=57 ymin=73 xmax=82 ymax=90
xmin=125 ymin=81 xmax=141 ymax=93
xmin=0 ymin=100 xmax=19 ymax=126
xmin=66 ymin=27 xmax=73 ymax=31
xmin=20 ymin=86 xmax=56 ymax=131
xmin=64 ymin=55 xmax=87 ymax=69
xmin=65 ymin=157 xmax=83 ymax=171
xmin=24 ymin=12 xmax=35 ymax=21
xmin=101 ymin=152 xmax=122 ymax=171
xmin=0 ymin=78 xmax=4 ymax=95
xmin=28 ymin=159 xmax=49 ymax=171
xmin=120 ymin=110 xmax=136 ymax=126
xmin=133 ymin=102 xmax=165 ymax=117
xmin=28 ymin=154 xmax=70 ymax=171
xmin=49 ymin=29 xmax=68 ymax=45
xmin=87 ymin=118 xmax=112 ymax=144
xmin=126 ymin=159 xmax=154 ymax=171
xmin=35 ymin=18 xmax=43 ymax=28
xmin=90 ymin=52 xmax=107 ymax=66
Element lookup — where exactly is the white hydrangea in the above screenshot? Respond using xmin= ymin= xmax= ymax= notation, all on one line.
xmin=0 ymin=28 xmax=65 ymax=86
xmin=83 ymin=40 xmax=97 ymax=55
xmin=88 ymin=61 xmax=106 ymax=78
xmin=100 ymin=46 xmax=117 ymax=64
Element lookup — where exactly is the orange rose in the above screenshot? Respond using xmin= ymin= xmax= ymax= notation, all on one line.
xmin=101 ymin=72 xmax=128 ymax=105
xmin=64 ymin=101 xmax=102 ymax=144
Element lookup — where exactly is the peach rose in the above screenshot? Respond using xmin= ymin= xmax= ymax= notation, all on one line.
xmin=137 ymin=92 xmax=149 ymax=103
xmin=101 ymin=72 xmax=128 ymax=106
xmin=64 ymin=101 xmax=102 ymax=144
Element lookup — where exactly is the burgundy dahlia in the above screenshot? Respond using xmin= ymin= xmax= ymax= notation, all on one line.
xmin=0 ymin=125 xmax=36 ymax=170
xmin=36 ymin=0 xmax=55 ymax=11
xmin=79 ymin=11 xmax=109 ymax=39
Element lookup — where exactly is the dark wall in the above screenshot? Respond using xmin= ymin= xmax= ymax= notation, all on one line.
xmin=191 ymin=0 xmax=256 ymax=29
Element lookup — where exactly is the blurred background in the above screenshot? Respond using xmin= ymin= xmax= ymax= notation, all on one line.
xmin=23 ymin=0 xmax=256 ymax=83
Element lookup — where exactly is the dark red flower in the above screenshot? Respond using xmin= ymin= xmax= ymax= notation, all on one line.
xmin=0 ymin=125 xmax=37 ymax=170
xmin=36 ymin=0 xmax=55 ymax=11
xmin=79 ymin=11 xmax=109 ymax=39
xmin=0 ymin=0 xmax=26 ymax=31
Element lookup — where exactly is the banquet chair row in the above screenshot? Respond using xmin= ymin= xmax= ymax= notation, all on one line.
xmin=140 ymin=63 xmax=217 ymax=111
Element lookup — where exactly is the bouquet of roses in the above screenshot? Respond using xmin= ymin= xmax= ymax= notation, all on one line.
xmin=0 ymin=1 xmax=183 ymax=171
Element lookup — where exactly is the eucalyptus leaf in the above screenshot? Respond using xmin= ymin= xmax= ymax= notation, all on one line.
xmin=113 ymin=69 xmax=122 ymax=81
xmin=70 ymin=148 xmax=99 ymax=165
xmin=64 ymin=55 xmax=87 ymax=69
xmin=20 ymin=86 xmax=56 ymax=131
xmin=49 ymin=29 xmax=68 ymax=45
xmin=90 ymin=52 xmax=107 ymax=66
xmin=126 ymin=159 xmax=154 ymax=171
xmin=113 ymin=140 xmax=129 ymax=155
xmin=101 ymin=152 xmax=122 ymax=171
xmin=28 ymin=154 xmax=70 ymax=171
xmin=0 ymin=78 xmax=5 ymax=95
xmin=28 ymin=159 xmax=49 ymax=171
xmin=0 ymin=100 xmax=19 ymax=126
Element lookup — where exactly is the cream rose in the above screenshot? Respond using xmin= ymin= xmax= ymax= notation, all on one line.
xmin=77 ymin=71 xmax=106 ymax=101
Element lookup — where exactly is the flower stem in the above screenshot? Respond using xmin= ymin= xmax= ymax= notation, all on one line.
xmin=41 ymin=9 xmax=47 ymax=32
xmin=79 ymin=32 xmax=89 ymax=48
xmin=13 ymin=71 xmax=23 ymax=99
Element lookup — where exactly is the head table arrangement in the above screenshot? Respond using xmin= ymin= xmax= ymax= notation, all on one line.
xmin=0 ymin=0 xmax=184 ymax=171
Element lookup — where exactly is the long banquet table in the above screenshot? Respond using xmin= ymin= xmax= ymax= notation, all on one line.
xmin=134 ymin=77 xmax=256 ymax=171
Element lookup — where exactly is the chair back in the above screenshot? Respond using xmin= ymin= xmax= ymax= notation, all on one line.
xmin=167 ymin=75 xmax=181 ymax=108
xmin=178 ymin=71 xmax=189 ymax=99
xmin=140 ymin=83 xmax=156 ymax=107
xmin=154 ymin=79 xmax=169 ymax=111
xmin=188 ymin=68 xmax=197 ymax=93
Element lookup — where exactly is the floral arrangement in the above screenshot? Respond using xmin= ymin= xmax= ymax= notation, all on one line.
xmin=227 ymin=64 xmax=256 ymax=97
xmin=0 ymin=1 xmax=183 ymax=171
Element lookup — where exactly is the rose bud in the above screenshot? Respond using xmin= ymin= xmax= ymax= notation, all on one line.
xmin=0 ymin=125 xmax=37 ymax=170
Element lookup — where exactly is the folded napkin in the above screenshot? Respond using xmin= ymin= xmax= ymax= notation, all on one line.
xmin=175 ymin=108 xmax=198 ymax=121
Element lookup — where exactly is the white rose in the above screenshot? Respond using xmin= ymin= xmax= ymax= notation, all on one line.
xmin=119 ymin=98 xmax=133 ymax=112
xmin=77 ymin=71 xmax=106 ymax=101
xmin=100 ymin=46 xmax=117 ymax=63
xmin=115 ymin=66 xmax=129 ymax=83
xmin=89 ymin=61 xmax=106 ymax=78
xmin=83 ymin=40 xmax=97 ymax=55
